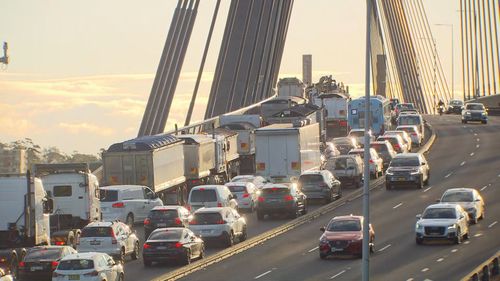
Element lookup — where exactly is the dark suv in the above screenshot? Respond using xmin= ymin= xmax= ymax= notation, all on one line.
xmin=144 ymin=206 xmax=192 ymax=239
xmin=385 ymin=153 xmax=430 ymax=190
xmin=298 ymin=170 xmax=341 ymax=204
xmin=462 ymin=103 xmax=488 ymax=124
xmin=256 ymin=183 xmax=307 ymax=220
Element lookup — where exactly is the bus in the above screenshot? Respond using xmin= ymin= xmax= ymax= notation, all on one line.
xmin=347 ymin=95 xmax=392 ymax=136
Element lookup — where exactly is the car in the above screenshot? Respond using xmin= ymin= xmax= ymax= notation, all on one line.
xmin=396 ymin=125 xmax=423 ymax=147
xmin=318 ymin=215 xmax=374 ymax=259
xmin=415 ymin=203 xmax=470 ymax=245
xmin=18 ymin=246 xmax=76 ymax=281
xmin=52 ymin=252 xmax=124 ymax=281
xmin=376 ymin=134 xmax=408 ymax=154
xmin=385 ymin=153 xmax=430 ymax=190
xmin=347 ymin=148 xmax=384 ymax=179
xmin=0 ymin=269 xmax=13 ymax=281
xmin=462 ymin=103 xmax=488 ymax=124
xmin=256 ymin=183 xmax=307 ymax=220
xmin=384 ymin=130 xmax=412 ymax=151
xmin=389 ymin=98 xmax=400 ymax=110
xmin=226 ymin=182 xmax=259 ymax=212
xmin=332 ymin=137 xmax=359 ymax=155
xmin=439 ymin=188 xmax=485 ymax=224
xmin=347 ymin=129 xmax=375 ymax=147
xmin=77 ymin=221 xmax=140 ymax=263
xmin=324 ymin=155 xmax=364 ymax=188
xmin=230 ymin=175 xmax=268 ymax=190
xmin=370 ymin=140 xmax=397 ymax=169
xmin=188 ymin=207 xmax=247 ymax=247
xmin=322 ymin=142 xmax=341 ymax=159
xmin=144 ymin=206 xmax=192 ymax=239
xmin=394 ymin=103 xmax=416 ymax=118
xmin=187 ymin=185 xmax=238 ymax=212
xmin=397 ymin=114 xmax=425 ymax=139
xmin=99 ymin=185 xmax=163 ymax=227
xmin=446 ymin=99 xmax=464 ymax=114
xmin=297 ymin=170 xmax=341 ymax=203
xmin=142 ymin=227 xmax=204 ymax=266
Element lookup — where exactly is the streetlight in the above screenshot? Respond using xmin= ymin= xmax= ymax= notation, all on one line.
xmin=435 ymin=23 xmax=454 ymax=100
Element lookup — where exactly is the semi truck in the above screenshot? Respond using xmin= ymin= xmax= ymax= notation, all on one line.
xmin=255 ymin=122 xmax=322 ymax=183
xmin=33 ymin=163 xmax=100 ymax=248
xmin=0 ymin=172 xmax=53 ymax=280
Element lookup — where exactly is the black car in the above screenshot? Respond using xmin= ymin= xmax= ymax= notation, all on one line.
xmin=385 ymin=153 xmax=430 ymax=190
xmin=144 ymin=206 xmax=192 ymax=239
xmin=446 ymin=99 xmax=464 ymax=114
xmin=142 ymin=227 xmax=204 ymax=266
xmin=256 ymin=183 xmax=307 ymax=220
xmin=18 ymin=246 xmax=76 ymax=281
xmin=298 ymin=170 xmax=341 ymax=204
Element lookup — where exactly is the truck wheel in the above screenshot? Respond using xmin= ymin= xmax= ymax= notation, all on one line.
xmin=10 ymin=254 xmax=19 ymax=280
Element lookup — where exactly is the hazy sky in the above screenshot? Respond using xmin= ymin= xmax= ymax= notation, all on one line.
xmin=0 ymin=0 xmax=459 ymax=155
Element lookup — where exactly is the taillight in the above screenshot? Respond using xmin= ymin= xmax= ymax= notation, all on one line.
xmin=55 ymin=241 xmax=65 ymax=246
xmin=217 ymin=202 xmax=222 ymax=207
xmin=110 ymin=228 xmax=117 ymax=244
xmin=216 ymin=220 xmax=225 ymax=224
xmin=144 ymin=218 xmax=151 ymax=225
xmin=175 ymin=242 xmax=182 ymax=248
xmin=284 ymin=195 xmax=294 ymax=201
xmin=174 ymin=217 xmax=182 ymax=225
xmin=19 ymin=261 xmax=25 ymax=269
xmin=242 ymin=193 xmax=250 ymax=198
xmin=258 ymin=196 xmax=265 ymax=202
xmin=112 ymin=202 xmax=124 ymax=208
xmin=189 ymin=220 xmax=197 ymax=225
xmin=51 ymin=261 xmax=59 ymax=270
xmin=369 ymin=159 xmax=374 ymax=163
xmin=83 ymin=270 xmax=99 ymax=276
xmin=143 ymin=243 xmax=151 ymax=249
xmin=411 ymin=132 xmax=417 ymax=136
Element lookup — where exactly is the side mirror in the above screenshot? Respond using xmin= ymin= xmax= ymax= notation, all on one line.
xmin=421 ymin=162 xmax=426 ymax=165
xmin=320 ymin=227 xmax=326 ymax=232
xmin=190 ymin=236 xmax=195 ymax=241
xmin=416 ymin=214 xmax=422 ymax=219
xmin=435 ymin=199 xmax=441 ymax=202
xmin=44 ymin=198 xmax=54 ymax=214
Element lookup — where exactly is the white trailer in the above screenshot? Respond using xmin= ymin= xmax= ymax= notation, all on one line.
xmin=255 ymin=123 xmax=321 ymax=183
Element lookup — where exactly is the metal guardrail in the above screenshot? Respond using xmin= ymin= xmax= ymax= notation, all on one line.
xmin=461 ymin=250 xmax=500 ymax=281
xmin=487 ymin=107 xmax=500 ymax=116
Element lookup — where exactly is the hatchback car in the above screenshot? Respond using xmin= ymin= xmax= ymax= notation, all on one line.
xmin=187 ymin=185 xmax=238 ymax=212
xmin=324 ymin=155 xmax=364 ymax=188
xmin=52 ymin=252 xmax=123 ymax=281
xmin=439 ymin=188 xmax=485 ymax=224
xmin=319 ymin=215 xmax=374 ymax=259
xmin=332 ymin=137 xmax=359 ymax=155
xmin=142 ymin=227 xmax=204 ymax=266
xmin=415 ymin=203 xmax=470 ymax=244
xmin=377 ymin=135 xmax=408 ymax=154
xmin=230 ymin=175 xmax=268 ymax=190
xmin=347 ymin=129 xmax=375 ymax=148
xmin=298 ymin=170 xmax=341 ymax=204
xmin=226 ymin=182 xmax=259 ymax=212
xmin=384 ymin=130 xmax=412 ymax=151
xmin=144 ymin=206 xmax=192 ymax=239
xmin=77 ymin=221 xmax=140 ymax=263
xmin=348 ymin=148 xmax=384 ymax=179
xmin=462 ymin=103 xmax=488 ymax=124
xmin=396 ymin=125 xmax=422 ymax=147
xmin=18 ymin=246 xmax=76 ymax=281
xmin=370 ymin=140 xmax=397 ymax=169
xmin=397 ymin=114 xmax=425 ymax=139
xmin=256 ymin=183 xmax=307 ymax=220
xmin=385 ymin=153 xmax=430 ymax=190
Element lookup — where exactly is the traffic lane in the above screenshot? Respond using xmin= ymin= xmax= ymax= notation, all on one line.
xmin=123 ymin=191 xmax=359 ymax=281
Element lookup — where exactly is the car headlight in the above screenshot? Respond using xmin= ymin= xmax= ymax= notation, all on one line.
xmin=386 ymin=169 xmax=394 ymax=175
xmin=415 ymin=223 xmax=423 ymax=230
xmin=481 ymin=112 xmax=486 ymax=116
xmin=320 ymin=236 xmax=328 ymax=243
xmin=447 ymin=224 xmax=457 ymax=230
xmin=465 ymin=112 xmax=471 ymax=115
xmin=410 ymin=171 xmax=420 ymax=175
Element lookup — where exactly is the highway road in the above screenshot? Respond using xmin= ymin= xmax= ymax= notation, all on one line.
xmin=177 ymin=115 xmax=500 ymax=281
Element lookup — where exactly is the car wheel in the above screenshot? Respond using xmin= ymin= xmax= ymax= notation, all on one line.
xmin=424 ymin=173 xmax=430 ymax=185
xmin=454 ymin=229 xmax=462 ymax=244
xmin=143 ymin=259 xmax=152 ymax=267
xmin=481 ymin=209 xmax=485 ymax=220
xmin=119 ymin=248 xmax=125 ymax=263
xmin=385 ymin=184 xmax=392 ymax=190
xmin=319 ymin=252 xmax=327 ymax=260
xmin=199 ymin=244 xmax=205 ymax=260
xmin=240 ymin=226 xmax=247 ymax=242
xmin=257 ymin=210 xmax=264 ymax=220
xmin=126 ymin=213 xmax=134 ymax=228
xmin=225 ymin=231 xmax=234 ymax=247
xmin=415 ymin=237 xmax=423 ymax=245
xmin=131 ymin=241 xmax=139 ymax=260
xmin=183 ymin=249 xmax=191 ymax=265
xmin=417 ymin=178 xmax=424 ymax=189
xmin=118 ymin=273 xmax=124 ymax=281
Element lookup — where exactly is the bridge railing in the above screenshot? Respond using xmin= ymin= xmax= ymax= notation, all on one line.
xmin=461 ymin=250 xmax=500 ymax=281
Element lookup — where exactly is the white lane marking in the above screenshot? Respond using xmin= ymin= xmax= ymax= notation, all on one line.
xmin=254 ymin=270 xmax=272 ymax=279
xmin=480 ymin=185 xmax=488 ymax=191
xmin=498 ymin=174 xmax=500 ymax=177
xmin=460 ymin=161 xmax=466 ymax=166
xmin=406 ymin=279 xmax=414 ymax=281
xmin=476 ymin=144 xmax=480 ymax=148
xmin=423 ymin=279 xmax=433 ymax=281
xmin=451 ymin=249 xmax=458 ymax=253
xmin=308 ymin=246 xmax=318 ymax=253
xmin=476 ymin=138 xmax=480 ymax=142
xmin=463 ymin=125 xmax=466 ymax=128
xmin=445 ymin=172 xmax=453 ymax=178
xmin=474 ymin=233 xmax=483 ymax=237
xmin=464 ymin=241 xmax=471 ymax=244
xmin=437 ymin=257 xmax=444 ymax=262
xmin=378 ymin=244 xmax=392 ymax=252
xmin=474 ymin=133 xmax=478 ymax=136
xmin=469 ymin=129 xmax=473 ymax=133
xmin=488 ymin=221 xmax=497 ymax=228
xmin=423 ymin=186 xmax=432 ymax=192
xmin=422 ymin=268 xmax=430 ymax=272
xmin=470 ymin=152 xmax=474 ymax=156
xmin=329 ymin=270 xmax=346 ymax=279
xmin=393 ymin=203 xmax=403 ymax=209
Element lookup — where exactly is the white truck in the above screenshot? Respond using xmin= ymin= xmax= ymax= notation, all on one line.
xmin=277 ymin=77 xmax=305 ymax=98
xmin=33 ymin=163 xmax=100 ymax=248
xmin=0 ymin=172 xmax=53 ymax=279
xmin=102 ymin=134 xmax=187 ymax=205
xmin=255 ymin=122 xmax=322 ymax=183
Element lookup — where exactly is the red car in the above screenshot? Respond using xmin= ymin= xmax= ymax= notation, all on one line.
xmin=318 ymin=215 xmax=375 ymax=259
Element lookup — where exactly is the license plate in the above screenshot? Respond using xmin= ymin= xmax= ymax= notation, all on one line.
xmin=156 ymin=223 xmax=167 ymax=227
xmin=30 ymin=266 xmax=43 ymax=271
xmin=331 ymin=247 xmax=342 ymax=252
xmin=69 ymin=275 xmax=80 ymax=280
xmin=202 ymin=230 xmax=211 ymax=234
xmin=157 ymin=246 xmax=168 ymax=250
xmin=90 ymin=241 xmax=101 ymax=245
xmin=396 ymin=177 xmax=406 ymax=181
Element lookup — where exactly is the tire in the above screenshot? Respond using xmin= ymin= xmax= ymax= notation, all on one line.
xmin=464 ymin=229 xmax=470 ymax=240
xmin=119 ymin=248 xmax=125 ymax=263
xmin=143 ymin=259 xmax=152 ymax=267
xmin=10 ymin=254 xmax=18 ymax=280
xmin=257 ymin=210 xmax=264 ymax=220
xmin=424 ymin=173 xmax=430 ymax=185
xmin=225 ymin=231 xmax=234 ymax=247
xmin=131 ymin=242 xmax=139 ymax=260
xmin=240 ymin=226 xmax=247 ymax=242
xmin=319 ymin=252 xmax=327 ymax=260
xmin=199 ymin=244 xmax=205 ymax=260
xmin=126 ymin=213 xmax=134 ymax=228
xmin=118 ymin=273 xmax=124 ymax=281
xmin=454 ymin=229 xmax=462 ymax=244
xmin=385 ymin=184 xmax=392 ymax=190
xmin=288 ymin=209 xmax=298 ymax=219
xmin=416 ymin=237 xmax=423 ymax=245
xmin=183 ymin=249 xmax=191 ymax=265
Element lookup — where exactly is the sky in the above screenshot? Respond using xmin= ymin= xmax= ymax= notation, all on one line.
xmin=0 ymin=0 xmax=460 ymax=155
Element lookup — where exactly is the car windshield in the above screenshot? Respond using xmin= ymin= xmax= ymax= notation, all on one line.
xmin=227 ymin=184 xmax=247 ymax=193
xmin=398 ymin=116 xmax=421 ymax=125
xmin=390 ymin=157 xmax=419 ymax=167
xmin=231 ymin=177 xmax=253 ymax=183
xmin=298 ymin=175 xmax=323 ymax=186
xmin=328 ymin=219 xmax=361 ymax=231
xmin=81 ymin=227 xmax=112 ymax=238
xmin=262 ymin=188 xmax=289 ymax=195
xmin=25 ymin=248 xmax=63 ymax=261
xmin=450 ymin=100 xmax=463 ymax=106
xmin=58 ymin=259 xmax=94 ymax=270
xmin=99 ymin=190 xmax=118 ymax=202
xmin=149 ymin=209 xmax=178 ymax=219
xmin=441 ymin=191 xmax=473 ymax=202
xmin=397 ymin=127 xmax=416 ymax=133
xmin=466 ymin=104 xmax=484 ymax=110
xmin=422 ymin=208 xmax=457 ymax=219
xmin=349 ymin=131 xmax=364 ymax=137
xmin=192 ymin=213 xmax=223 ymax=225
xmin=148 ymin=229 xmax=183 ymax=240
xmin=371 ymin=144 xmax=388 ymax=153
xmin=190 ymin=189 xmax=217 ymax=202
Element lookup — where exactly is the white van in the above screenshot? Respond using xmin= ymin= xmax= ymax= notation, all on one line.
xmin=99 ymin=185 xmax=163 ymax=227
xmin=187 ymin=185 xmax=238 ymax=212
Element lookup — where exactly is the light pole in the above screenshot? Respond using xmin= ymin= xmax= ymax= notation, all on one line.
xmin=436 ymin=23 xmax=454 ymax=100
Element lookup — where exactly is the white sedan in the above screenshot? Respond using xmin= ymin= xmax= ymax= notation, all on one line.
xmin=439 ymin=188 xmax=485 ymax=224
xmin=52 ymin=252 xmax=124 ymax=281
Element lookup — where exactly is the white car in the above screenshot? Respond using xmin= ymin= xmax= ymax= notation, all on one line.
xmin=77 ymin=221 xmax=140 ymax=263
xmin=347 ymin=129 xmax=375 ymax=147
xmin=0 ymin=269 xmax=13 ymax=281
xmin=230 ymin=175 xmax=268 ymax=190
xmin=415 ymin=203 xmax=470 ymax=245
xmin=396 ymin=125 xmax=422 ymax=147
xmin=347 ymin=148 xmax=384 ymax=179
xmin=439 ymin=188 xmax=485 ymax=224
xmin=52 ymin=252 xmax=124 ymax=281
xmin=189 ymin=207 xmax=247 ymax=247
xmin=99 ymin=185 xmax=163 ymax=227
xmin=384 ymin=130 xmax=412 ymax=151
xmin=226 ymin=182 xmax=259 ymax=212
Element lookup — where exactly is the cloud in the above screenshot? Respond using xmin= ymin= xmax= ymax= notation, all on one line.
xmin=0 ymin=103 xmax=36 ymax=138
xmin=58 ymin=122 xmax=115 ymax=136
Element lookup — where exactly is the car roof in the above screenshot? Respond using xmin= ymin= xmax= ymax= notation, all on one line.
xmin=151 ymin=227 xmax=185 ymax=233
xmin=396 ymin=125 xmax=418 ymax=129
xmin=442 ymin=188 xmax=475 ymax=194
xmin=371 ymin=141 xmax=390 ymax=145
xmin=466 ymin=102 xmax=483 ymax=106
xmin=300 ymin=170 xmax=326 ymax=176
xmin=232 ymin=175 xmax=257 ymax=180
xmin=151 ymin=205 xmax=183 ymax=211
xmin=393 ymin=153 xmax=420 ymax=158
xmin=262 ymin=183 xmax=292 ymax=189
xmin=225 ymin=181 xmax=252 ymax=187
xmin=100 ymin=185 xmax=145 ymax=191
xmin=426 ymin=203 xmax=460 ymax=209
xmin=193 ymin=207 xmax=228 ymax=213
xmin=332 ymin=215 xmax=363 ymax=221
xmin=191 ymin=185 xmax=225 ymax=190
xmin=84 ymin=221 xmax=116 ymax=228
xmin=61 ymin=252 xmax=103 ymax=261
